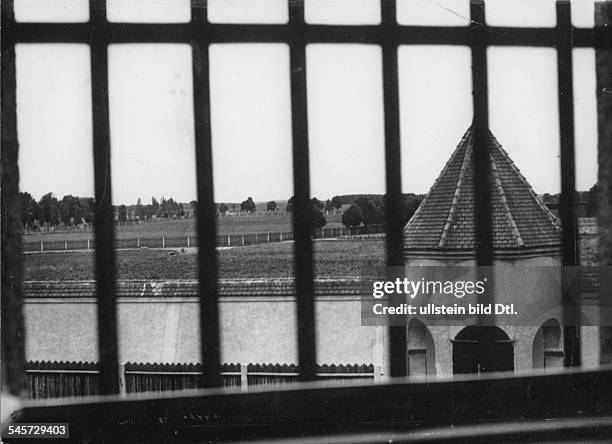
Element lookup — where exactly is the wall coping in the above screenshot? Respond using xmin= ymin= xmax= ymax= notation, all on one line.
xmin=23 ymin=278 xmax=363 ymax=299
xmin=23 ymin=269 xmax=600 ymax=298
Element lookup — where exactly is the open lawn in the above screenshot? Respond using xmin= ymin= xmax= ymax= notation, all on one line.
xmin=23 ymin=234 xmax=599 ymax=281
xmin=23 ymin=214 xmax=346 ymax=243
xmin=24 ymin=239 xmax=385 ymax=280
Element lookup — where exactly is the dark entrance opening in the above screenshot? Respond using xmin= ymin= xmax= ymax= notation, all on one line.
xmin=452 ymin=326 xmax=514 ymax=375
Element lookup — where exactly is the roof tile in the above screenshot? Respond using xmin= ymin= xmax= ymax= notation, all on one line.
xmin=404 ymin=128 xmax=561 ymax=253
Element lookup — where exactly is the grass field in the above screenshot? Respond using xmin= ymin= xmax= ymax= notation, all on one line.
xmin=23 ymin=234 xmax=599 ymax=281
xmin=24 ymin=238 xmax=385 ymax=280
xmin=23 ymin=214 xmax=346 ymax=243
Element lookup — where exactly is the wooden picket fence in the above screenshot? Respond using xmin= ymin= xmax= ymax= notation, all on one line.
xmin=26 ymin=361 xmax=100 ymax=399
xmin=25 ymin=361 xmax=375 ymax=399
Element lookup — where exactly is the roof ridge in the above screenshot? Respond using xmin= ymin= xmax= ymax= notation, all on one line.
xmin=490 ymin=153 xmax=525 ymax=247
xmin=489 ymin=134 xmax=561 ymax=231
xmin=405 ymin=129 xmax=472 ymax=232
xmin=438 ymin=142 xmax=471 ymax=248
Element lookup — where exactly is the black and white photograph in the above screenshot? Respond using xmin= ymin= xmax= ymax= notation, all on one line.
xmin=2 ymin=0 xmax=612 ymax=442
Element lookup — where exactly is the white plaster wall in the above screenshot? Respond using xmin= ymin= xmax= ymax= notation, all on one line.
xmin=316 ymin=299 xmax=379 ymax=365
xmin=25 ymin=300 xmax=99 ymax=362
xmin=24 ymin=295 xmax=378 ymax=366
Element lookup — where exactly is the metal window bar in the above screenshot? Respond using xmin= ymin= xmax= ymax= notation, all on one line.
xmin=0 ymin=0 xmax=600 ymax=396
xmin=556 ymin=2 xmax=582 ymax=367
xmin=469 ymin=0 xmax=497 ymax=374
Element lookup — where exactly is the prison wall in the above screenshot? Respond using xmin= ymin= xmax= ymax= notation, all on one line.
xmin=23 ymin=280 xmax=382 ymax=369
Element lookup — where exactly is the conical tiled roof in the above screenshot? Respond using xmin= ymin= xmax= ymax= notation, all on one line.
xmin=404 ymin=128 xmax=561 ymax=254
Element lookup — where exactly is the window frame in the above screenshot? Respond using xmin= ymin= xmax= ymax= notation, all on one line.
xmin=1 ymin=0 xmax=605 ymax=397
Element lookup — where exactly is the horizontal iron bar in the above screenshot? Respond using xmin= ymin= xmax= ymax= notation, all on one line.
xmin=14 ymin=366 xmax=612 ymax=443
xmin=125 ymin=371 xmax=226 ymax=376
xmin=3 ymin=22 xmax=611 ymax=47
xmin=26 ymin=369 xmax=101 ymax=374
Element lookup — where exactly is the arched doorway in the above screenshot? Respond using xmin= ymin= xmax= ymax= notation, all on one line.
xmin=407 ymin=319 xmax=436 ymax=377
xmin=452 ymin=326 xmax=514 ymax=375
xmin=532 ymin=319 xmax=563 ymax=369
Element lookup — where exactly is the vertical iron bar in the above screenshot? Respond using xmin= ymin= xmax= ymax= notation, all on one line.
xmin=381 ymin=0 xmax=407 ymax=378
xmin=289 ymin=0 xmax=317 ymax=382
xmin=595 ymin=1 xmax=612 ymax=364
xmin=1 ymin=0 xmax=26 ymax=397
xmin=470 ymin=0 xmax=493 ymax=267
xmin=90 ymin=0 xmax=120 ymax=394
xmin=192 ymin=0 xmax=222 ymax=388
xmin=556 ymin=0 xmax=581 ymax=367
xmin=595 ymin=0 xmax=612 ymax=265
xmin=470 ymin=0 xmax=496 ymax=372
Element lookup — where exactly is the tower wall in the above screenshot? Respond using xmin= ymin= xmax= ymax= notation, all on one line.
xmin=404 ymin=253 xmax=565 ymax=377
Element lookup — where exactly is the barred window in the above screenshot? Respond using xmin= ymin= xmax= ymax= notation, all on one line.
xmin=2 ymin=0 xmax=611 ymax=442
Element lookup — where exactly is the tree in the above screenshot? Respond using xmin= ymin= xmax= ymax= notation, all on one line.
xmin=331 ymin=196 xmax=343 ymax=210
xmin=166 ymin=197 xmax=179 ymax=218
xmin=159 ymin=196 xmax=168 ymax=218
xmin=285 ymin=196 xmax=325 ymax=235
xmin=155 ymin=196 xmax=182 ymax=218
xmin=136 ymin=197 xmax=145 ymax=220
xmin=219 ymin=203 xmax=229 ymax=215
xmin=399 ymin=194 xmax=424 ymax=225
xmin=586 ymin=183 xmax=599 ymax=217
xmin=266 ymin=200 xmax=277 ymax=212
xmin=240 ymin=197 xmax=256 ymax=213
xmin=81 ymin=197 xmax=95 ymax=224
xmin=60 ymin=195 xmax=86 ymax=226
xmin=311 ymin=197 xmax=324 ymax=212
xmin=190 ymin=200 xmax=198 ymax=217
xmin=38 ymin=193 xmax=61 ymax=227
xmin=151 ymin=197 xmax=159 ymax=217
xmin=324 ymin=199 xmax=333 ymax=212
xmin=19 ymin=191 xmax=38 ymax=229
xmin=118 ymin=204 xmax=127 ymax=223
xmin=59 ymin=195 xmax=72 ymax=225
xmin=354 ymin=196 xmax=381 ymax=226
xmin=177 ymin=203 xmax=185 ymax=218
xmin=312 ymin=206 xmax=326 ymax=234
xmin=286 ymin=196 xmax=295 ymax=213
xmin=342 ymin=204 xmax=363 ymax=228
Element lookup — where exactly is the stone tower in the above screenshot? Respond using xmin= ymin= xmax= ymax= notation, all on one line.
xmin=402 ymin=128 xmax=565 ymax=377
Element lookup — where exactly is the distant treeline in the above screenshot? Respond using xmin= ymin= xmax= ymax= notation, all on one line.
xmin=19 ymin=192 xmax=95 ymax=231
xmin=328 ymin=194 xmax=395 ymax=206
xmin=125 ymin=197 xmax=187 ymax=222
xmin=18 ymin=191 xmax=427 ymax=232
xmin=19 ymin=185 xmax=598 ymax=233
xmin=27 ymin=185 xmax=595 ymax=233
xmin=18 ymin=192 xmax=191 ymax=230
xmin=541 ymin=185 xmax=598 ymax=217
xmin=337 ymin=194 xmax=425 ymax=228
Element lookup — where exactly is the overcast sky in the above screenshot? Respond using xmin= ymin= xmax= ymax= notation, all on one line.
xmin=16 ymin=0 xmax=599 ymax=204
